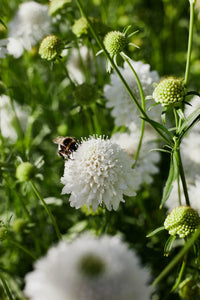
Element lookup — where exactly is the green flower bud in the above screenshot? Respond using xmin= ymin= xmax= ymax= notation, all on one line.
xmin=179 ymin=277 xmax=200 ymax=300
xmin=38 ymin=35 xmax=64 ymax=61
xmin=48 ymin=0 xmax=71 ymax=16
xmin=73 ymin=83 xmax=97 ymax=106
xmin=12 ymin=218 xmax=27 ymax=233
xmin=72 ymin=17 xmax=104 ymax=38
xmin=16 ymin=162 xmax=35 ymax=182
xmin=164 ymin=206 xmax=200 ymax=238
xmin=153 ymin=77 xmax=186 ymax=107
xmin=78 ymin=253 xmax=105 ymax=278
xmin=57 ymin=123 xmax=68 ymax=136
xmin=104 ymin=31 xmax=127 ymax=56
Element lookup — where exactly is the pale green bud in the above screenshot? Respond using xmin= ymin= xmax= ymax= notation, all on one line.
xmin=38 ymin=35 xmax=64 ymax=61
xmin=179 ymin=277 xmax=200 ymax=299
xmin=164 ymin=206 xmax=200 ymax=238
xmin=104 ymin=31 xmax=127 ymax=56
xmin=153 ymin=77 xmax=186 ymax=107
xmin=48 ymin=0 xmax=71 ymax=16
xmin=16 ymin=162 xmax=35 ymax=182
xmin=78 ymin=253 xmax=105 ymax=278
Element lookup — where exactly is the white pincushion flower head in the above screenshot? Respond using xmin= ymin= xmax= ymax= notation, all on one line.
xmin=61 ymin=135 xmax=141 ymax=211
xmin=8 ymin=1 xmax=51 ymax=56
xmin=104 ymin=60 xmax=162 ymax=127
xmin=24 ymin=234 xmax=151 ymax=300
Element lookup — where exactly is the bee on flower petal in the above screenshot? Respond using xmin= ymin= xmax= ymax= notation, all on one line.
xmin=53 ymin=136 xmax=78 ymax=159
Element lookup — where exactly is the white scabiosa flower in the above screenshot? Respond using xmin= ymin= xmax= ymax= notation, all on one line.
xmin=61 ymin=136 xmax=141 ymax=211
xmin=111 ymin=124 xmax=160 ymax=184
xmin=104 ymin=60 xmax=162 ymax=127
xmin=0 ymin=95 xmax=29 ymax=141
xmin=24 ymin=234 xmax=151 ymax=300
xmin=8 ymin=1 xmax=51 ymax=57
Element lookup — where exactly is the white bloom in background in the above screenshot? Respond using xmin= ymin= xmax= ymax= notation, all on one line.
xmin=61 ymin=136 xmax=141 ymax=211
xmin=0 ymin=39 xmax=8 ymax=59
xmin=7 ymin=38 xmax=24 ymax=58
xmin=0 ymin=95 xmax=29 ymax=141
xmin=104 ymin=61 xmax=161 ymax=127
xmin=180 ymin=130 xmax=200 ymax=180
xmin=24 ymin=234 xmax=151 ymax=300
xmin=67 ymin=46 xmax=89 ymax=84
xmin=111 ymin=125 xmax=160 ymax=185
xmin=184 ymin=95 xmax=200 ymax=131
xmin=166 ymin=176 xmax=200 ymax=214
xmin=8 ymin=1 xmax=51 ymax=57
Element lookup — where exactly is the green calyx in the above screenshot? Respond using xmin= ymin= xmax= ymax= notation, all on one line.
xmin=104 ymin=31 xmax=127 ymax=56
xmin=179 ymin=277 xmax=200 ymax=300
xmin=164 ymin=206 xmax=200 ymax=238
xmin=48 ymin=0 xmax=71 ymax=16
xmin=38 ymin=35 xmax=64 ymax=61
xmin=16 ymin=162 xmax=35 ymax=182
xmin=153 ymin=77 xmax=186 ymax=107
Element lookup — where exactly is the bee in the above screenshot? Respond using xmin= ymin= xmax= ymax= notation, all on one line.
xmin=53 ymin=136 xmax=78 ymax=159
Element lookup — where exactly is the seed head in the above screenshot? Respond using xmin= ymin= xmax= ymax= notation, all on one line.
xmin=38 ymin=35 xmax=64 ymax=61
xmin=164 ymin=206 xmax=200 ymax=238
xmin=153 ymin=77 xmax=186 ymax=107
xmin=104 ymin=31 xmax=127 ymax=56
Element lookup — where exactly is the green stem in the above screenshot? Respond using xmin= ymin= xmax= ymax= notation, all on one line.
xmin=153 ymin=225 xmax=200 ymax=286
xmin=30 ymin=181 xmax=62 ymax=240
xmin=75 ymin=0 xmax=173 ymax=147
xmin=176 ymin=148 xmax=190 ymax=206
xmin=171 ymin=253 xmax=187 ymax=292
xmin=184 ymin=1 xmax=195 ymax=85
xmin=0 ymin=272 xmax=14 ymax=300
xmin=124 ymin=58 xmax=146 ymax=166
xmin=8 ymin=239 xmax=37 ymax=260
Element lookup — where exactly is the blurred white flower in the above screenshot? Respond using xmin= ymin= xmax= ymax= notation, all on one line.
xmin=104 ymin=60 xmax=161 ymax=127
xmin=7 ymin=37 xmax=24 ymax=58
xmin=166 ymin=176 xmax=200 ymax=214
xmin=8 ymin=1 xmax=51 ymax=57
xmin=111 ymin=125 xmax=160 ymax=184
xmin=24 ymin=234 xmax=151 ymax=300
xmin=0 ymin=95 xmax=29 ymax=141
xmin=184 ymin=95 xmax=200 ymax=131
xmin=61 ymin=136 xmax=141 ymax=211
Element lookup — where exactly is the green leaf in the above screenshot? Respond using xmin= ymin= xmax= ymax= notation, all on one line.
xmin=160 ymin=151 xmax=178 ymax=209
xmin=177 ymin=106 xmax=200 ymax=141
xmin=164 ymin=235 xmax=177 ymax=256
xmin=141 ymin=117 xmax=173 ymax=139
xmin=146 ymin=226 xmax=165 ymax=237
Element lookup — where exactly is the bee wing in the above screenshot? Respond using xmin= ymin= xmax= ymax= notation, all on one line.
xmin=52 ymin=136 xmax=64 ymax=144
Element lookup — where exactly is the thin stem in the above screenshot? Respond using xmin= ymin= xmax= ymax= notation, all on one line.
xmin=176 ymin=148 xmax=190 ymax=206
xmin=0 ymin=272 xmax=14 ymax=300
xmin=8 ymin=239 xmax=37 ymax=260
xmin=30 ymin=181 xmax=62 ymax=240
xmin=153 ymin=225 xmax=200 ymax=286
xmin=75 ymin=0 xmax=173 ymax=147
xmin=171 ymin=253 xmax=187 ymax=292
xmin=124 ymin=58 xmax=146 ymax=166
xmin=184 ymin=1 xmax=195 ymax=85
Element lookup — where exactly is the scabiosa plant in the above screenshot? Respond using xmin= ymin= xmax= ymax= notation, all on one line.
xmin=8 ymin=1 xmax=51 ymax=57
xmin=16 ymin=162 xmax=36 ymax=182
xmin=61 ymin=135 xmax=141 ymax=211
xmin=24 ymin=234 xmax=151 ymax=300
xmin=104 ymin=60 xmax=161 ymax=127
xmin=38 ymin=35 xmax=65 ymax=61
xmin=153 ymin=77 xmax=186 ymax=108
xmin=179 ymin=277 xmax=200 ymax=300
xmin=72 ymin=17 xmax=103 ymax=39
xmin=164 ymin=206 xmax=200 ymax=238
